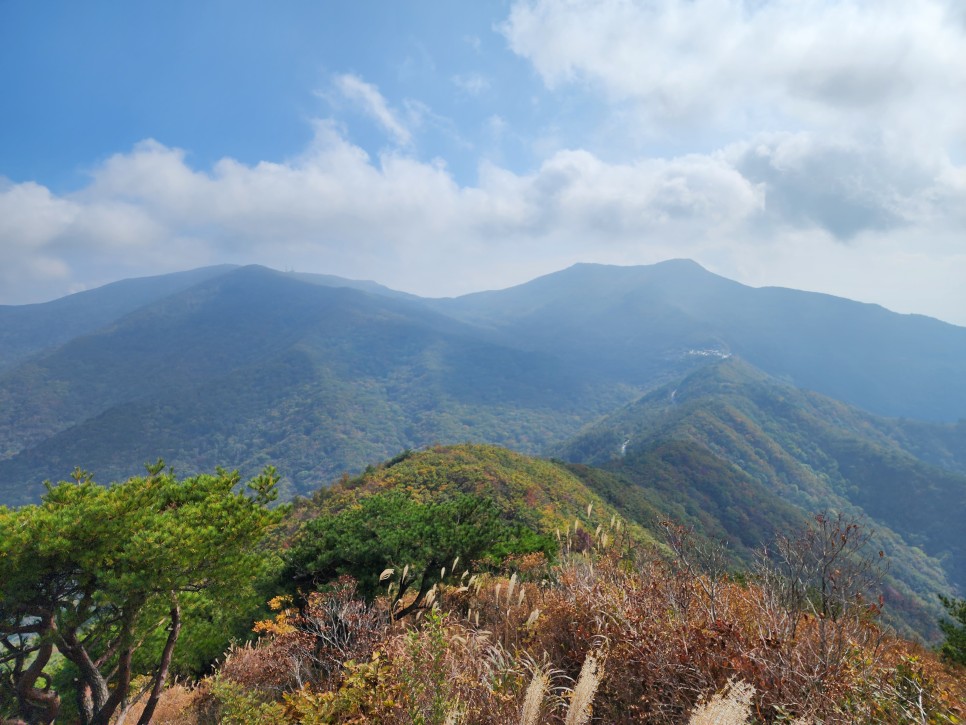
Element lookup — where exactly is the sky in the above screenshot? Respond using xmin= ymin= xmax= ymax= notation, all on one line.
xmin=1 ymin=1 xmax=964 ymax=325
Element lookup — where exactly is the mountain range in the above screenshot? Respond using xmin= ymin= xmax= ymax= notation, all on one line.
xmin=1 ymin=260 xmax=963 ymax=639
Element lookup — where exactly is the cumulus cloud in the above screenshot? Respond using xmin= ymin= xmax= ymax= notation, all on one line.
xmin=0 ymin=180 xmax=78 ymax=249
xmin=473 ymin=148 xmax=763 ymax=240
xmin=501 ymin=0 xmax=966 ymax=149
xmin=724 ymin=133 xmax=950 ymax=238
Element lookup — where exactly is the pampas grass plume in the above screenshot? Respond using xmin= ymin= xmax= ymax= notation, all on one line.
xmin=519 ymin=669 xmax=548 ymax=725
xmin=565 ymin=650 xmax=602 ymax=725
xmin=688 ymin=678 xmax=756 ymax=725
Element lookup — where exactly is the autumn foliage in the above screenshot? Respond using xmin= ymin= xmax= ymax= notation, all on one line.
xmin=155 ymin=517 xmax=963 ymax=724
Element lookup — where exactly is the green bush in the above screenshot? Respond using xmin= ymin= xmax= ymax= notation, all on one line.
xmin=938 ymin=595 xmax=966 ymax=666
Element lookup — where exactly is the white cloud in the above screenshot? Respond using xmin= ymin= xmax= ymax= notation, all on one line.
xmin=472 ymin=148 xmax=763 ymax=240
xmin=1 ymin=116 xmax=963 ymax=324
xmin=0 ymin=179 xmax=78 ymax=249
xmin=332 ymin=73 xmax=413 ymax=146
xmin=501 ymin=0 xmax=966 ymax=150
xmin=722 ymin=132 xmax=958 ymax=238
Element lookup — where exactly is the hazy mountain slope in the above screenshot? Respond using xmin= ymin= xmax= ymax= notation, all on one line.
xmin=435 ymin=260 xmax=966 ymax=421
xmin=880 ymin=418 xmax=966 ymax=476
xmin=434 ymin=260 xmax=723 ymax=385
xmin=0 ymin=265 xmax=369 ymax=458
xmin=0 ymin=265 xmax=237 ymax=372
xmin=0 ymin=266 xmax=417 ymax=376
xmin=0 ymin=267 xmax=626 ymax=504
xmin=558 ymin=358 xmax=966 ymax=638
xmin=286 ymin=271 xmax=422 ymax=301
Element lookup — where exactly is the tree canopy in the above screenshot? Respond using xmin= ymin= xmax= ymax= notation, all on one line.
xmin=283 ymin=490 xmax=553 ymax=618
xmin=0 ymin=463 xmax=282 ymax=725
xmin=939 ymin=595 xmax=966 ymax=666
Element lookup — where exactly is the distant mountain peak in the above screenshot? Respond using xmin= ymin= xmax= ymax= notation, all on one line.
xmin=590 ymin=258 xmax=714 ymax=276
xmin=559 ymin=257 xmax=715 ymax=280
xmin=567 ymin=258 xmax=707 ymax=271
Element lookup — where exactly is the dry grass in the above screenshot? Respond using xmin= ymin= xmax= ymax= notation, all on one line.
xmin=118 ymin=681 xmax=205 ymax=725
xmin=519 ymin=669 xmax=549 ymax=725
xmin=564 ymin=650 xmax=603 ymax=725
xmin=687 ymin=678 xmax=756 ymax=725
xmin=158 ymin=549 xmax=965 ymax=724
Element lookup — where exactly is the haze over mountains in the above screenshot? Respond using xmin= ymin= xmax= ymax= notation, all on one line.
xmin=435 ymin=260 xmax=966 ymax=421
xmin=2 ymin=259 xmax=965 ymax=495
xmin=1 ymin=260 xmax=964 ymax=638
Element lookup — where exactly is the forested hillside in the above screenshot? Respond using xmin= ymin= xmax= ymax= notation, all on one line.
xmin=560 ymin=358 xmax=966 ymax=639
xmin=0 ymin=266 xmax=627 ymax=504
xmin=2 ymin=260 xmax=965 ymax=507
xmin=0 ymin=266 xmax=235 ymax=372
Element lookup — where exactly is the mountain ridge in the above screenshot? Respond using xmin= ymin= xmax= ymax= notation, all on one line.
xmin=1 ymin=260 xmax=964 ymax=505
xmin=431 ymin=260 xmax=966 ymax=421
xmin=0 ymin=265 xmax=627 ymax=503
xmin=558 ymin=357 xmax=966 ymax=638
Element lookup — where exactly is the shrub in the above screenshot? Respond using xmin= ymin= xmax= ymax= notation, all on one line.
xmin=144 ymin=517 xmax=965 ymax=724
xmin=939 ymin=595 xmax=966 ymax=666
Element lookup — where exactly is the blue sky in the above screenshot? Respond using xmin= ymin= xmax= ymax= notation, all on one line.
xmin=2 ymin=1 xmax=965 ymax=324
